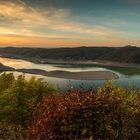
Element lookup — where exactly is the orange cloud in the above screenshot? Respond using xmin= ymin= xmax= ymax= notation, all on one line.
xmin=0 ymin=1 xmax=124 ymax=37
xmin=0 ymin=0 xmax=139 ymax=47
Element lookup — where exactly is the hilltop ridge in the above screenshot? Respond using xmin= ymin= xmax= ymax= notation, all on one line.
xmin=0 ymin=46 xmax=140 ymax=64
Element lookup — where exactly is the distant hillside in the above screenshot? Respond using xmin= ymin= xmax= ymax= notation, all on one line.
xmin=0 ymin=46 xmax=140 ymax=64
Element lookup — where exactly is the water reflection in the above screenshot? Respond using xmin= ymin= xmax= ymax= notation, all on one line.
xmin=1 ymin=57 xmax=140 ymax=91
xmin=0 ymin=57 xmax=108 ymax=72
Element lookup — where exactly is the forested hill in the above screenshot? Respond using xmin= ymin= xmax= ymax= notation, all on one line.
xmin=0 ymin=46 xmax=140 ymax=64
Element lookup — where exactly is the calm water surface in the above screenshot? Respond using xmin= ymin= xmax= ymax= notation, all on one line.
xmin=0 ymin=57 xmax=140 ymax=92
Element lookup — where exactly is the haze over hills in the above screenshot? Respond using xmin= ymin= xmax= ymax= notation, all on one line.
xmin=0 ymin=45 xmax=140 ymax=64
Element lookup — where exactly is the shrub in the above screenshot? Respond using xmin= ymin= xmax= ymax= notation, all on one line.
xmin=0 ymin=73 xmax=57 ymax=139
xmin=0 ymin=73 xmax=15 ymax=93
xmin=31 ymin=83 xmax=140 ymax=140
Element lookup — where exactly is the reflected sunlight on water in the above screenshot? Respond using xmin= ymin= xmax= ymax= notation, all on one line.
xmin=0 ymin=57 xmax=108 ymax=72
xmin=1 ymin=57 xmax=140 ymax=91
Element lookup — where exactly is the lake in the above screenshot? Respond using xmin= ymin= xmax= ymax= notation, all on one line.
xmin=0 ymin=57 xmax=140 ymax=92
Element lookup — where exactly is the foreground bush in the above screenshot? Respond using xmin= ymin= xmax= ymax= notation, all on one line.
xmin=31 ymin=83 xmax=140 ymax=140
xmin=0 ymin=73 xmax=57 ymax=140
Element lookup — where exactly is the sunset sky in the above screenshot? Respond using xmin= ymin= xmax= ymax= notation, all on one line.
xmin=0 ymin=0 xmax=140 ymax=47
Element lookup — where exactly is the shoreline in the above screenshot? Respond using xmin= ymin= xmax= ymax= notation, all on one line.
xmin=0 ymin=66 xmax=119 ymax=80
xmin=0 ymin=55 xmax=140 ymax=69
xmin=0 ymin=56 xmax=139 ymax=77
xmin=16 ymin=69 xmax=119 ymax=80
xmin=46 ymin=70 xmax=119 ymax=80
xmin=0 ymin=56 xmax=140 ymax=76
